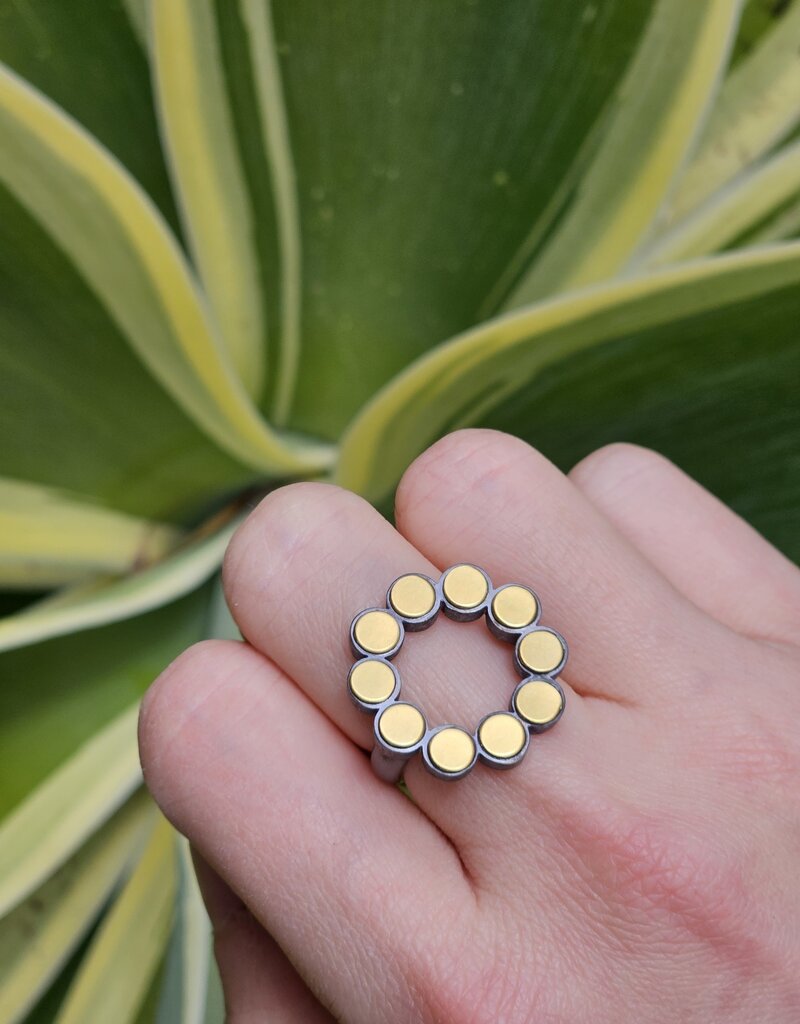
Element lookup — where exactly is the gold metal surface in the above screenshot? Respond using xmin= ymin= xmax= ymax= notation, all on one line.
xmin=378 ymin=702 xmax=426 ymax=748
xmin=518 ymin=629 xmax=565 ymax=674
xmin=427 ymin=727 xmax=475 ymax=774
xmin=491 ymin=585 xmax=538 ymax=629
xmin=349 ymin=660 xmax=395 ymax=705
xmin=514 ymin=680 xmax=563 ymax=725
xmin=478 ymin=713 xmax=527 ymax=759
xmin=354 ymin=610 xmax=401 ymax=654
xmin=442 ymin=564 xmax=488 ymax=609
xmin=389 ymin=574 xmax=436 ymax=618
xmin=354 ymin=564 xmax=566 ymax=781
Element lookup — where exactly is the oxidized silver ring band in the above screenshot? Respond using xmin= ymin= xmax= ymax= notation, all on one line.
xmin=348 ymin=564 xmax=567 ymax=783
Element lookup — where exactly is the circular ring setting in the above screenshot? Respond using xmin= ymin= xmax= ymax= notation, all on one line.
xmin=348 ymin=565 xmax=568 ymax=782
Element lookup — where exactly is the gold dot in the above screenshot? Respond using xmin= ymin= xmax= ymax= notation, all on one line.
xmin=491 ymin=585 xmax=538 ymax=629
xmin=389 ymin=574 xmax=436 ymax=618
xmin=428 ymin=727 xmax=475 ymax=774
xmin=353 ymin=610 xmax=401 ymax=654
xmin=349 ymin=660 xmax=395 ymax=704
xmin=514 ymin=680 xmax=563 ymax=726
xmin=478 ymin=713 xmax=527 ymax=759
xmin=378 ymin=703 xmax=426 ymax=749
xmin=518 ymin=629 xmax=565 ymax=674
xmin=442 ymin=564 xmax=488 ymax=609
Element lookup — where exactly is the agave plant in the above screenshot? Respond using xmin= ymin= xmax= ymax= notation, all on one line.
xmin=1 ymin=0 xmax=799 ymax=1020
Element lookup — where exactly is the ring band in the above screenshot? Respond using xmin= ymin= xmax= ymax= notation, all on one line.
xmin=348 ymin=564 xmax=567 ymax=782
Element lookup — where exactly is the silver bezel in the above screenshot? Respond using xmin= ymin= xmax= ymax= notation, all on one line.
xmin=349 ymin=606 xmax=405 ymax=660
xmin=348 ymin=565 xmax=568 ymax=783
xmin=385 ymin=572 xmax=441 ymax=631
xmin=421 ymin=723 xmax=479 ymax=781
xmin=511 ymin=675 xmax=567 ymax=733
xmin=513 ymin=625 xmax=569 ymax=679
xmin=347 ymin=656 xmax=402 ymax=712
xmin=475 ymin=710 xmax=531 ymax=769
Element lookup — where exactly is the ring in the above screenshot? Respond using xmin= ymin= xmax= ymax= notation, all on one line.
xmin=348 ymin=564 xmax=567 ymax=782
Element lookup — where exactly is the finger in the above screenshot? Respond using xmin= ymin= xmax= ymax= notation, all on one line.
xmin=222 ymin=480 xmax=590 ymax=753
xmin=139 ymin=639 xmax=475 ymax=1024
xmin=394 ymin=429 xmax=736 ymax=705
xmin=223 ymin=482 xmax=429 ymax=751
xmin=220 ymin=479 xmax=596 ymax=849
xmin=192 ymin=852 xmax=335 ymax=1023
xmin=569 ymin=444 xmax=800 ymax=646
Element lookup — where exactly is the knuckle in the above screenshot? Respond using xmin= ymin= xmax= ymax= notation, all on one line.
xmin=139 ymin=640 xmax=224 ymax=748
xmin=566 ymin=798 xmax=758 ymax=952
xmin=707 ymin=705 xmax=800 ymax=795
xmin=223 ymin=482 xmax=331 ymax=589
xmin=222 ymin=482 xmax=359 ymax=609
xmin=569 ymin=442 xmax=667 ymax=498
xmin=407 ymin=923 xmax=555 ymax=1024
xmin=396 ymin=429 xmax=543 ymax=521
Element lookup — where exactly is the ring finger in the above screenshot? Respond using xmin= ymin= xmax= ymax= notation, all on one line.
xmin=221 ymin=479 xmax=594 ymax=843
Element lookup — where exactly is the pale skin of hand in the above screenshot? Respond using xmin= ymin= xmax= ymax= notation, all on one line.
xmin=139 ymin=430 xmax=800 ymax=1023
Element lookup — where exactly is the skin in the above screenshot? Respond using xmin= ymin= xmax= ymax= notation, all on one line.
xmin=139 ymin=430 xmax=800 ymax=1023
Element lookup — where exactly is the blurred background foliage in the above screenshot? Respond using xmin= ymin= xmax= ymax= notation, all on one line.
xmin=0 ymin=0 xmax=799 ymax=1020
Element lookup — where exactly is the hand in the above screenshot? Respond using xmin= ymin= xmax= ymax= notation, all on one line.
xmin=139 ymin=430 xmax=800 ymax=1023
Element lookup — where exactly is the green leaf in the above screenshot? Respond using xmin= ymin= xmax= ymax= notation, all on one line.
xmin=503 ymin=0 xmax=740 ymax=306
xmin=741 ymin=196 xmax=800 ymax=246
xmin=0 ymin=16 xmax=294 ymax=517
xmin=271 ymin=0 xmax=659 ymax=438
xmin=202 ymin=962 xmax=225 ymax=1024
xmin=0 ymin=64 xmax=332 ymax=477
xmin=0 ymin=174 xmax=254 ymax=521
xmin=668 ymin=0 xmax=800 ymax=222
xmin=0 ymin=0 xmax=178 ymax=226
xmin=0 ymin=793 xmax=154 ymax=1024
xmin=481 ymin=267 xmax=800 ymax=562
xmin=204 ymin=574 xmax=242 ymax=642
xmin=186 ymin=0 xmax=301 ymax=425
xmin=133 ymin=957 xmax=171 ymax=1024
xmin=0 ymin=586 xmax=212 ymax=912
xmin=149 ymin=0 xmax=266 ymax=395
xmin=13 ymin=936 xmax=88 ymax=1024
xmin=123 ymin=0 xmax=149 ymax=48
xmin=641 ymin=140 xmax=800 ymax=267
xmin=731 ymin=0 xmax=792 ymax=64
xmin=234 ymin=0 xmax=303 ymax=424
xmin=0 ymin=518 xmax=238 ymax=654
xmin=0 ymin=477 xmax=177 ymax=589
xmin=54 ymin=817 xmax=177 ymax=1024
xmin=155 ymin=840 xmax=212 ymax=1024
xmin=335 ymin=243 xmax=800 ymax=502
xmin=0 ymin=705 xmax=142 ymax=917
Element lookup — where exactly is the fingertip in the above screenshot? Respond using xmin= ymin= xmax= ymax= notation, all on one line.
xmin=569 ymin=443 xmax=800 ymax=643
xmin=222 ymin=481 xmax=383 ymax=628
xmin=395 ymin=429 xmax=550 ymax=529
xmin=138 ymin=639 xmax=261 ymax=827
xmin=569 ymin=443 xmax=676 ymax=505
xmin=223 ymin=482 xmax=343 ymax=597
xmin=139 ymin=639 xmax=228 ymax=763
